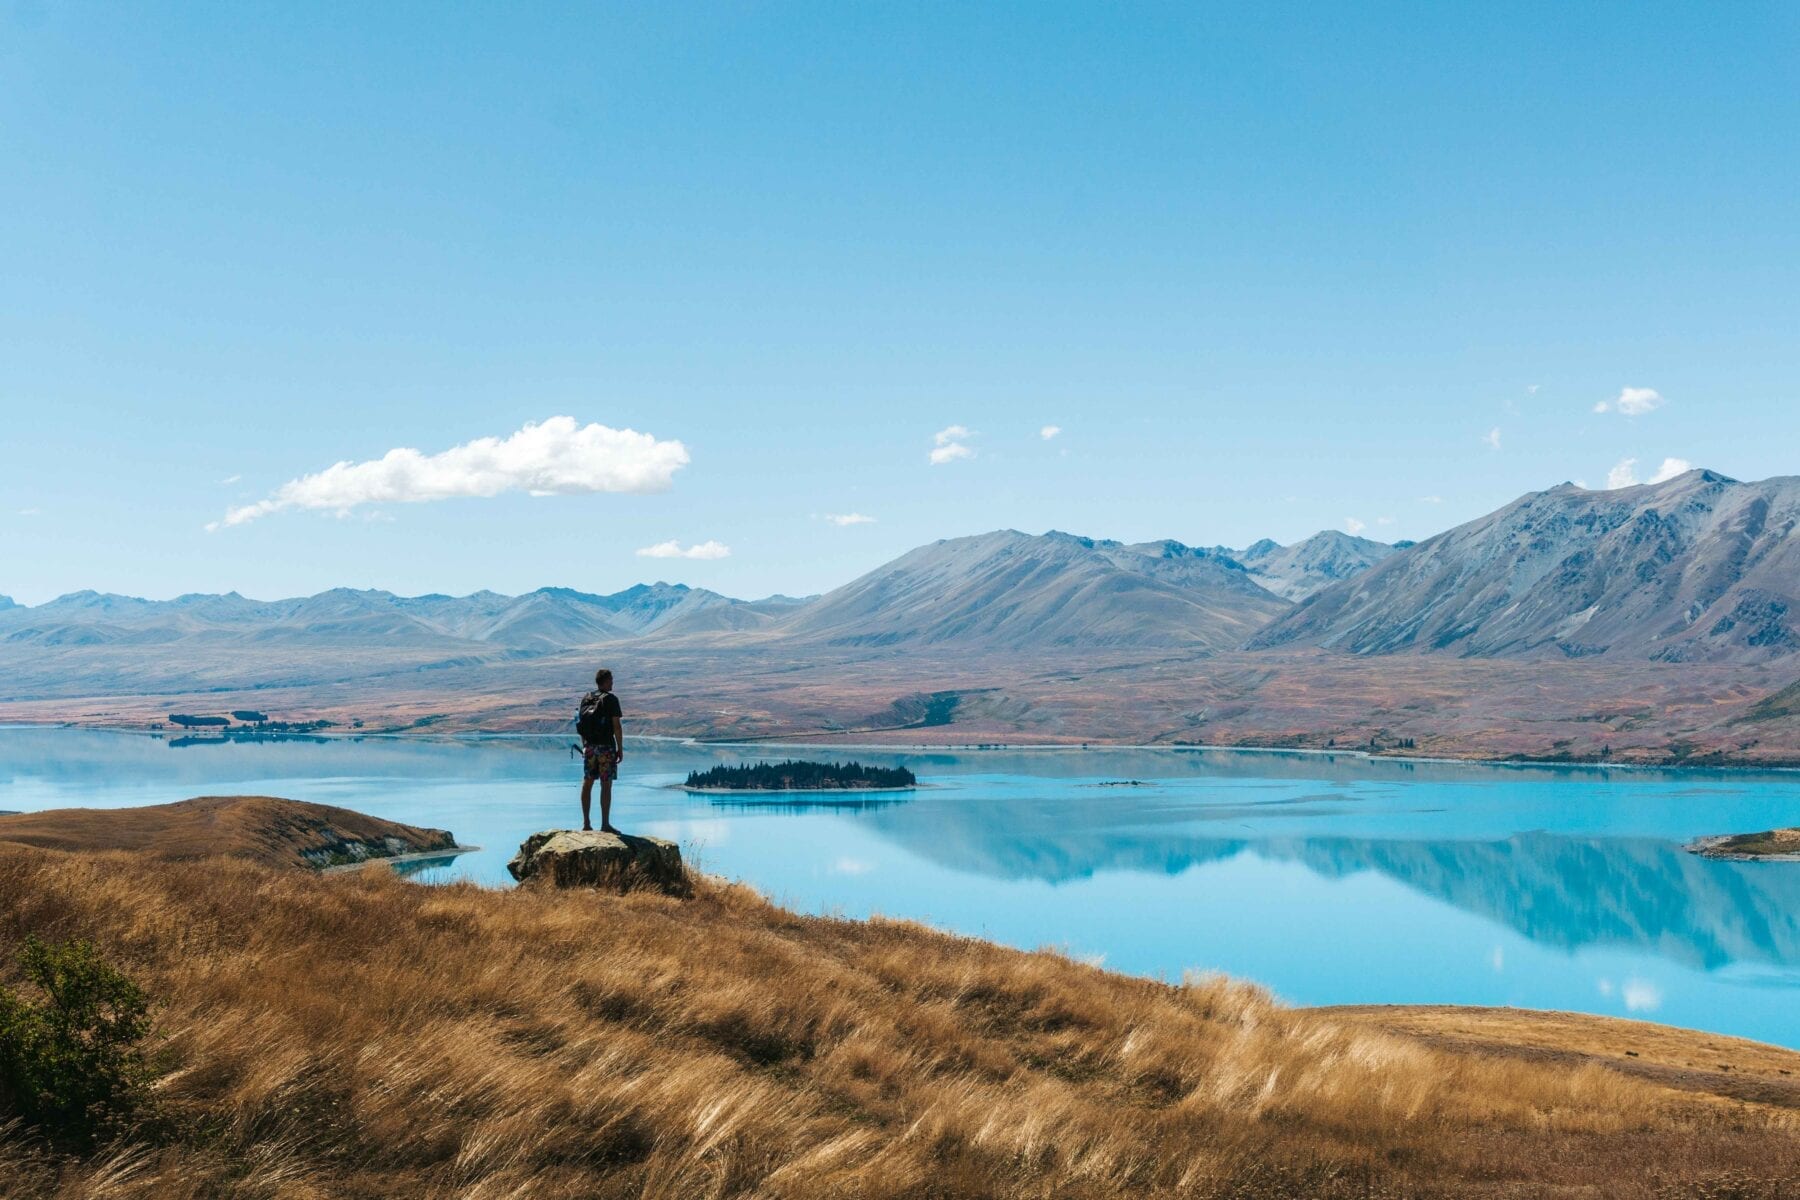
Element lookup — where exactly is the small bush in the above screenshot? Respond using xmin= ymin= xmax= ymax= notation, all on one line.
xmin=0 ymin=937 xmax=153 ymax=1148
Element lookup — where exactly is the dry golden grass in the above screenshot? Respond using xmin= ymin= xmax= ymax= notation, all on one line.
xmin=0 ymin=845 xmax=1796 ymax=1198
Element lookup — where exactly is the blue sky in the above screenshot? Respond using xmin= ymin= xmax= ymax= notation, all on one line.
xmin=2 ymin=2 xmax=1796 ymax=604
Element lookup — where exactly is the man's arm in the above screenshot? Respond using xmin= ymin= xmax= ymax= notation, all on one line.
xmin=612 ymin=706 xmax=624 ymax=756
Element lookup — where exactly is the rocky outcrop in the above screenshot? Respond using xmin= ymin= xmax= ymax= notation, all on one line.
xmin=507 ymin=830 xmax=686 ymax=894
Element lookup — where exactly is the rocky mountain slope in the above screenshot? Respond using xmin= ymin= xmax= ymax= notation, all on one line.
xmin=767 ymin=530 xmax=1292 ymax=650
xmin=1225 ymin=531 xmax=1396 ymax=601
xmin=1251 ymin=470 xmax=1800 ymax=664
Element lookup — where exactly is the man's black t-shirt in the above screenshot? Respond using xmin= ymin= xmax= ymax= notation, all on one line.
xmin=583 ymin=690 xmax=623 ymax=750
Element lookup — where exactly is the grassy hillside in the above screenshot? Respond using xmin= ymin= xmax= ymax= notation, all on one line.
xmin=0 ymin=842 xmax=1796 ymax=1197
xmin=0 ymin=795 xmax=456 ymax=869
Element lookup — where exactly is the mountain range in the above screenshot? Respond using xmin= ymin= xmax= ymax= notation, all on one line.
xmin=1252 ymin=469 xmax=1800 ymax=665
xmin=4 ymin=468 xmax=1800 ymax=760
xmin=4 ymin=469 xmax=1797 ymax=667
xmin=0 ymin=529 xmax=1366 ymax=656
xmin=0 ymin=581 xmax=806 ymax=653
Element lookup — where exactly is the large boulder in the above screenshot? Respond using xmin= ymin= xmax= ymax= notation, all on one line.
xmin=507 ymin=829 xmax=686 ymax=894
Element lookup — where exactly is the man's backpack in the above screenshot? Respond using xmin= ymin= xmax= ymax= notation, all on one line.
xmin=576 ymin=690 xmax=610 ymax=744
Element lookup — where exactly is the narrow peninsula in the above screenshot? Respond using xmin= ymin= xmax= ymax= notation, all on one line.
xmin=1689 ymin=828 xmax=1800 ymax=861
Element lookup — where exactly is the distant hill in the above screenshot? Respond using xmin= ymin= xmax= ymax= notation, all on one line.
xmin=0 ymin=581 xmax=776 ymax=654
xmin=1251 ymin=469 xmax=1800 ymax=663
xmin=1225 ymin=531 xmax=1395 ymax=601
xmin=768 ymin=529 xmax=1292 ymax=651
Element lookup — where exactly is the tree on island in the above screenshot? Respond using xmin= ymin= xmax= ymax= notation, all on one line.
xmin=684 ymin=760 xmax=915 ymax=790
xmin=168 ymin=714 xmax=229 ymax=728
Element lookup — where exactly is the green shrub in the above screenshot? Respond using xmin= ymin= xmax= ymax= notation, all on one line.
xmin=0 ymin=937 xmax=153 ymax=1148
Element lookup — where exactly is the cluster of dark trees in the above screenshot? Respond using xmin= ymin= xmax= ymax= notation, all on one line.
xmin=167 ymin=714 xmax=229 ymax=728
xmin=684 ymin=759 xmax=916 ymax=791
xmin=165 ymin=713 xmax=334 ymax=734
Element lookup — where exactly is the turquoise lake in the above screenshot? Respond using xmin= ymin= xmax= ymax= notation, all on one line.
xmin=5 ymin=726 xmax=1800 ymax=1048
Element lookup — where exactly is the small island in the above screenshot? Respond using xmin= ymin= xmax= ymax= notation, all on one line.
xmin=683 ymin=759 xmax=916 ymax=792
xmin=1688 ymin=828 xmax=1800 ymax=861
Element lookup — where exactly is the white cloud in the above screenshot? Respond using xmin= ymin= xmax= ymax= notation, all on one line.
xmin=1606 ymin=456 xmax=1691 ymax=490
xmin=209 ymin=416 xmax=689 ymax=530
xmin=16 ymin=507 xmax=39 ymax=517
xmin=219 ymin=474 xmax=241 ymax=485
xmin=1621 ymin=977 xmax=1662 ymax=1013
xmin=824 ymin=512 xmax=876 ymax=526
xmin=1419 ymin=495 xmax=1443 ymax=504
xmin=1527 ymin=384 xmax=1540 ymax=395
xmin=1650 ymin=457 xmax=1693 ymax=484
xmin=1345 ymin=517 xmax=1367 ymax=535
xmin=929 ymin=425 xmax=975 ymax=465
xmin=1376 ymin=516 xmax=1396 ymax=526
xmin=636 ymin=539 xmax=730 ymax=560
xmin=1483 ymin=426 xmax=1502 ymax=451
xmin=1039 ymin=424 xmax=1062 ymax=440
xmin=1595 ymin=386 xmax=1664 ymax=417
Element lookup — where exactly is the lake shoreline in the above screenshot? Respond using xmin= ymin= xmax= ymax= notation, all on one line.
xmin=319 ymin=843 xmax=483 ymax=874
xmin=8 ymin=719 xmax=1800 ymax=775
xmin=1686 ymin=832 xmax=1800 ymax=862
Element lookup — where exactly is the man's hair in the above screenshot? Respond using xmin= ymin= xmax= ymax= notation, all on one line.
xmin=594 ymin=667 xmax=613 ymax=689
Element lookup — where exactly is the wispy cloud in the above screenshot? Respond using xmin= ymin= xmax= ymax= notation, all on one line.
xmin=1039 ymin=424 xmax=1062 ymax=440
xmin=1621 ymin=977 xmax=1663 ymax=1013
xmin=1652 ymin=457 xmax=1693 ymax=483
xmin=219 ymin=474 xmax=241 ymax=485
xmin=209 ymin=416 xmax=689 ymax=530
xmin=15 ymin=507 xmax=40 ymax=517
xmin=636 ymin=539 xmax=730 ymax=560
xmin=1419 ymin=495 xmax=1443 ymax=504
xmin=824 ymin=512 xmax=875 ymax=526
xmin=1482 ymin=426 xmax=1502 ymax=451
xmin=1594 ymin=386 xmax=1664 ymax=417
xmin=929 ymin=425 xmax=975 ymax=465
xmin=1345 ymin=517 xmax=1367 ymax=535
xmin=1606 ymin=456 xmax=1692 ymax=490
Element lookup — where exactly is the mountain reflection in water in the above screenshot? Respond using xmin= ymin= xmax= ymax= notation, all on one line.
xmin=862 ymin=813 xmax=1800 ymax=971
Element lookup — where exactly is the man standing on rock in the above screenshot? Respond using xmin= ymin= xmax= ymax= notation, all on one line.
xmin=577 ymin=668 xmax=624 ymax=833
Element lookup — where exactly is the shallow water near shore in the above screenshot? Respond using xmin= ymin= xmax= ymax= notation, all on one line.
xmin=5 ymin=726 xmax=1800 ymax=1048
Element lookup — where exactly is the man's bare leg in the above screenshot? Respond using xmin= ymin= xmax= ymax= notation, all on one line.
xmin=580 ymin=777 xmax=595 ymax=831
xmin=599 ymin=776 xmax=617 ymax=833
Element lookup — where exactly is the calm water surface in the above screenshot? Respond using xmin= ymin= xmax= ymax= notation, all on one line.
xmin=5 ymin=727 xmax=1800 ymax=1047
